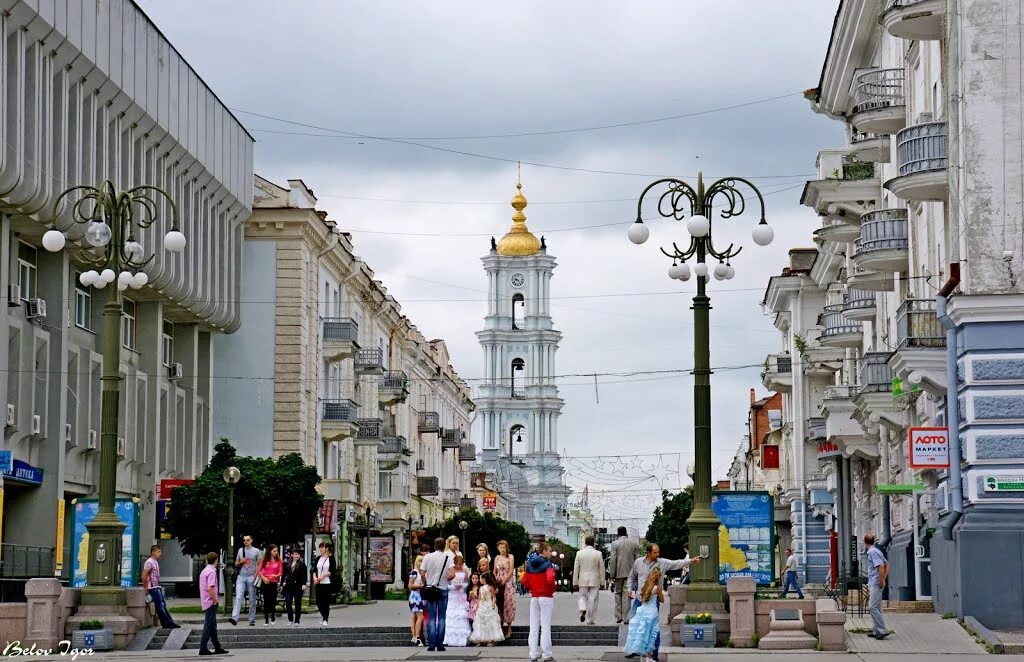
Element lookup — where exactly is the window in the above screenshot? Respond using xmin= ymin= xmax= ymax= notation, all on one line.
xmin=74 ymin=276 xmax=92 ymax=330
xmin=767 ymin=410 xmax=783 ymax=431
xmin=121 ymin=299 xmax=136 ymax=350
xmin=17 ymin=242 xmax=37 ymax=301
xmin=512 ymin=293 xmax=525 ymax=330
xmin=161 ymin=321 xmax=174 ymax=367
xmin=511 ymin=358 xmax=525 ymax=398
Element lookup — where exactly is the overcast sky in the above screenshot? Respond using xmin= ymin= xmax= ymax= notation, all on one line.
xmin=143 ymin=1 xmax=842 ymax=527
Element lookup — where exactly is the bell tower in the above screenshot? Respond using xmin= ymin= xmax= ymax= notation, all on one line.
xmin=476 ymin=175 xmax=569 ymax=540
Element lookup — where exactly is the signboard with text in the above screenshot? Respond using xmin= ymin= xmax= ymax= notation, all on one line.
xmin=316 ymin=500 xmax=337 ymax=534
xmin=710 ymin=491 xmax=774 ymax=586
xmin=157 ymin=478 xmax=194 ymax=500
xmin=816 ymin=440 xmax=843 ymax=460
xmin=70 ymin=498 xmax=140 ymax=588
xmin=909 ymin=427 xmax=950 ymax=469
xmin=984 ymin=475 xmax=1024 ymax=492
xmin=368 ymin=535 xmax=395 ymax=583
xmin=482 ymin=492 xmax=497 ymax=512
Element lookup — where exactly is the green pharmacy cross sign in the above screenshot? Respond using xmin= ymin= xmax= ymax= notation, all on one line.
xmin=984 ymin=476 xmax=1024 ymax=492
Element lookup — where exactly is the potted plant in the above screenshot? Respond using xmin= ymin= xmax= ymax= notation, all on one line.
xmin=72 ymin=619 xmax=113 ymax=651
xmin=682 ymin=612 xmax=715 ymax=648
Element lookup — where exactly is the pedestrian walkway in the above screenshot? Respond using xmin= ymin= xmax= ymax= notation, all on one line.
xmin=846 ymin=612 xmax=986 ymax=655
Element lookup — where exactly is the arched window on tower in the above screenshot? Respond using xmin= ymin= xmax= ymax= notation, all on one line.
xmin=508 ymin=424 xmax=527 ymax=458
xmin=511 ymin=358 xmax=525 ymax=398
xmin=512 ymin=293 xmax=525 ymax=330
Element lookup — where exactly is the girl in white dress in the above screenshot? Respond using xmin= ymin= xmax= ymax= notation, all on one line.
xmin=470 ymin=572 xmax=504 ymax=645
xmin=443 ymin=554 xmax=472 ymax=647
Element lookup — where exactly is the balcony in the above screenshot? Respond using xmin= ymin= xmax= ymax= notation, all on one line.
xmin=847 ymin=264 xmax=896 ymax=292
xmin=814 ymin=213 xmax=861 ymax=244
xmin=762 ymin=353 xmax=793 ymax=393
xmin=378 ymin=370 xmax=410 ymax=406
xmin=441 ymin=488 xmax=461 ymax=508
xmin=322 ymin=318 xmax=359 ymax=361
xmin=440 ymin=428 xmax=464 ymax=450
xmin=853 ymin=209 xmax=909 ymax=273
xmin=418 ymin=411 xmax=440 ymax=434
xmin=881 ymin=0 xmax=944 ymax=41
xmin=853 ymin=352 xmax=899 ymax=448
xmin=842 ymin=289 xmax=877 ymax=322
xmin=320 ymin=399 xmax=359 ymax=441
xmin=807 ymin=417 xmax=826 ymax=440
xmin=819 ymin=304 xmax=864 ymax=348
xmin=354 ymin=347 xmax=384 ymax=374
xmin=820 ymin=385 xmax=864 ymax=452
xmin=460 ymin=495 xmax=477 ymax=510
xmin=896 ymin=298 xmax=945 ymax=349
xmin=416 ymin=475 xmax=439 ymax=497
xmin=848 ymin=132 xmax=891 ymax=164
xmin=889 ymin=298 xmax=947 ymax=397
xmin=354 ymin=418 xmax=383 ymax=447
xmin=0 ymin=544 xmax=54 ymax=578
xmin=850 ymin=68 xmax=907 ymax=134
xmin=801 ymin=150 xmax=880 ymax=217
xmin=859 ymin=352 xmax=894 ymax=395
xmin=887 ymin=121 xmax=948 ymax=201
xmin=378 ymin=436 xmax=409 ymax=459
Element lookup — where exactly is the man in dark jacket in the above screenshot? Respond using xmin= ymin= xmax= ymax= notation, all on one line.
xmin=282 ymin=547 xmax=308 ymax=626
xmin=521 ymin=543 xmax=557 ymax=662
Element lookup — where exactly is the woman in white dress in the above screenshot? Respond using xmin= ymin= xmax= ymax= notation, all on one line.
xmin=443 ymin=554 xmax=472 ymax=647
xmin=470 ymin=572 xmax=504 ymax=645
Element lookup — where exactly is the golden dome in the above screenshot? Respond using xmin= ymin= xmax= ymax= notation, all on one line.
xmin=496 ymin=182 xmax=541 ymax=256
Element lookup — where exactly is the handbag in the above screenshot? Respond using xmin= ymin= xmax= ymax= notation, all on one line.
xmin=420 ymin=555 xmax=449 ymax=601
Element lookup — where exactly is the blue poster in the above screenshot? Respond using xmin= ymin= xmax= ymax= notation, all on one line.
xmin=70 ymin=498 xmax=140 ymax=588
xmin=710 ymin=491 xmax=774 ymax=586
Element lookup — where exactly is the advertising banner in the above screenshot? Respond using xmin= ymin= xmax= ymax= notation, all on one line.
xmin=316 ymin=500 xmax=337 ymax=534
xmin=710 ymin=491 xmax=774 ymax=586
xmin=482 ymin=492 xmax=497 ymax=512
xmin=368 ymin=535 xmax=395 ymax=583
xmin=55 ymin=500 xmax=66 ymax=574
xmin=70 ymin=498 xmax=141 ymax=588
xmin=909 ymin=427 xmax=950 ymax=469
xmin=157 ymin=478 xmax=194 ymax=500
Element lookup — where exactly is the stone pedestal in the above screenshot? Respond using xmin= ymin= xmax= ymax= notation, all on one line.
xmin=25 ymin=578 xmax=63 ymax=649
xmin=66 ymin=604 xmax=143 ymax=651
xmin=758 ymin=609 xmax=817 ymax=650
xmin=815 ymin=599 xmax=847 ymax=651
xmin=726 ymin=576 xmax=757 ymax=647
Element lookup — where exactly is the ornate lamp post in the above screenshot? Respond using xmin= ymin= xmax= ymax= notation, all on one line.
xmin=627 ymin=173 xmax=773 ymax=603
xmin=458 ymin=519 xmax=468 ymax=556
xmin=223 ymin=466 xmax=241 ymax=614
xmin=362 ymin=499 xmax=375 ymax=601
xmin=43 ymin=182 xmax=183 ymax=604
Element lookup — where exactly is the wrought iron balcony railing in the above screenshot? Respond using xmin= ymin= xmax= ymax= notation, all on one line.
xmin=322 ymin=399 xmax=359 ymax=422
xmin=896 ymin=121 xmax=948 ymax=177
xmin=356 ymin=418 xmax=383 ymax=439
xmin=856 ymin=208 xmax=908 ymax=254
xmin=843 ymin=289 xmax=875 ymax=314
xmin=859 ymin=352 xmax=894 ymax=394
xmin=459 ymin=443 xmax=477 ymax=463
xmin=322 ymin=317 xmax=358 ymax=342
xmin=440 ymin=428 xmax=464 ymax=450
xmin=417 ymin=476 xmax=439 ymax=496
xmin=460 ymin=496 xmax=477 ymax=510
xmin=442 ymin=488 xmax=461 ymax=507
xmin=379 ymin=436 xmax=408 ymax=455
xmin=418 ymin=411 xmax=440 ymax=433
xmin=355 ymin=347 xmax=384 ymax=372
xmin=380 ymin=370 xmax=409 ymax=391
xmin=820 ymin=304 xmax=864 ymax=339
xmin=896 ymin=298 xmax=946 ymax=348
xmin=774 ymin=354 xmax=792 ymax=373
xmin=823 ymin=384 xmax=859 ymax=401
xmin=853 ymin=68 xmax=905 ymax=114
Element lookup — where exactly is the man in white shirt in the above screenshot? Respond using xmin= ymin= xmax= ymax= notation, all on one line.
xmin=572 ymin=535 xmax=605 ymax=625
xmin=626 ymin=544 xmax=696 ymax=661
xmin=781 ymin=548 xmax=804 ymax=599
xmin=419 ymin=537 xmax=452 ymax=651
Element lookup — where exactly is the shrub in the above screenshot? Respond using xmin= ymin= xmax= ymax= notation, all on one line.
xmin=79 ymin=620 xmax=105 ymax=630
xmin=684 ymin=612 xmax=713 ymax=624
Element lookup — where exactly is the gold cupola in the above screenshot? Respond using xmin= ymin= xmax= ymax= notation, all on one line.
xmin=496 ymin=177 xmax=541 ymax=257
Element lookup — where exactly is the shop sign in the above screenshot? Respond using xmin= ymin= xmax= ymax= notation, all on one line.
xmin=158 ymin=478 xmax=194 ymax=500
xmin=909 ymin=427 xmax=950 ymax=469
xmin=316 ymin=500 xmax=338 ymax=533
xmin=983 ymin=475 xmax=1024 ymax=492
xmin=3 ymin=459 xmax=43 ymax=485
xmin=482 ymin=491 xmax=497 ymax=512
xmin=816 ymin=440 xmax=843 ymax=459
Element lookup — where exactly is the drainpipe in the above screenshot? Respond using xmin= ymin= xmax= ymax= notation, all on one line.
xmin=936 ymin=264 xmax=963 ymax=540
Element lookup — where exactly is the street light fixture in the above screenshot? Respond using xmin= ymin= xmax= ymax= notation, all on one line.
xmin=627 ymin=172 xmax=772 ymax=604
xmin=458 ymin=519 xmax=468 ymax=555
xmin=222 ymin=466 xmax=241 ymax=614
xmin=44 ymin=181 xmax=181 ymax=604
xmin=558 ymin=552 xmax=566 ymax=591
xmin=363 ymin=500 xmax=376 ymax=601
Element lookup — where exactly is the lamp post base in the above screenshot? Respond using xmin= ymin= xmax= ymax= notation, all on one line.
xmin=81 ymin=512 xmax=126 ymax=605
xmin=685 ymin=505 xmax=725 ymax=605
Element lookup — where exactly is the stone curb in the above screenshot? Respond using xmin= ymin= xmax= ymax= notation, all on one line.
xmin=962 ymin=616 xmax=1004 ymax=654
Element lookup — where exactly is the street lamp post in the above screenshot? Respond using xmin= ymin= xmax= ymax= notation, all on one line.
xmin=406 ymin=513 xmax=414 ymax=577
xmin=627 ymin=172 xmax=773 ymax=604
xmin=558 ymin=552 xmax=566 ymax=591
xmin=363 ymin=500 xmax=375 ymax=601
xmin=223 ymin=467 xmax=241 ymax=615
xmin=458 ymin=519 xmax=468 ymax=556
xmin=43 ymin=182 xmax=183 ymax=605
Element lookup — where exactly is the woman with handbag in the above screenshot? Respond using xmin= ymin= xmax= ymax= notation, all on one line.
xmin=258 ymin=544 xmax=283 ymax=625
xmin=282 ymin=546 xmax=308 ymax=626
xmin=312 ymin=541 xmax=337 ymax=626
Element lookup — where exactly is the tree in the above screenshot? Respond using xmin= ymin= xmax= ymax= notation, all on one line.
xmin=423 ymin=509 xmax=531 ymax=566
xmin=546 ymin=537 xmax=578 ymax=587
xmin=644 ymin=488 xmax=694 ymax=562
xmin=165 ymin=440 xmax=324 ymax=556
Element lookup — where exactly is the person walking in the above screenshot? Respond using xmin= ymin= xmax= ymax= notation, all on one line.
xmin=230 ymin=534 xmax=261 ymax=627
xmin=864 ymin=534 xmax=890 ymax=640
xmin=780 ymin=547 xmax=805 ymax=599
xmin=282 ymin=547 xmax=307 ymax=627
xmin=408 ymin=553 xmax=426 ymax=646
xmin=609 ymin=526 xmax=641 ymax=624
xmin=312 ymin=541 xmax=337 ymax=626
xmin=493 ymin=540 xmax=517 ymax=639
xmin=421 ymin=537 xmax=452 ymax=652
xmin=470 ymin=572 xmax=505 ymax=645
xmin=573 ymin=535 xmax=604 ymax=625
xmin=142 ymin=544 xmax=179 ymax=629
xmin=625 ymin=543 xmax=697 ymax=662
xmin=623 ymin=567 xmax=663 ymax=662
xmin=521 ymin=542 xmax=557 ymax=662
xmin=443 ymin=554 xmax=472 ymax=647
xmin=258 ymin=544 xmax=283 ymax=625
xmin=198 ymin=552 xmax=228 ymax=657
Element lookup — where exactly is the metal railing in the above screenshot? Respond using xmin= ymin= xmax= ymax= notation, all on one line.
xmin=322 ymin=317 xmax=358 ymax=342
xmin=853 ymin=68 xmax=905 ymax=114
xmin=354 ymin=348 xmax=384 ymax=371
xmin=459 ymin=443 xmax=477 ymax=462
xmin=823 ymin=384 xmax=858 ymax=400
xmin=897 ymin=298 xmax=946 ymax=348
xmin=0 ymin=544 xmax=55 ymax=578
xmin=770 ymin=354 xmax=792 ymax=374
xmin=807 ymin=417 xmax=827 ymax=440
xmin=417 ymin=476 xmax=439 ymax=496
xmin=887 ymin=0 xmax=932 ymax=6
xmin=842 ymin=289 xmax=875 ymax=313
xmin=856 ymin=208 xmax=908 ymax=253
xmin=820 ymin=304 xmax=864 ymax=339
xmin=380 ymin=370 xmax=409 ymax=391
xmin=896 ymin=121 xmax=948 ymax=176
xmin=418 ymin=411 xmax=440 ymax=433
xmin=460 ymin=496 xmax=477 ymax=510
xmin=322 ymin=399 xmax=358 ymax=422
xmin=440 ymin=428 xmax=463 ymax=449
xmin=379 ymin=436 xmax=408 ymax=455
xmin=356 ymin=418 xmax=383 ymax=439
xmin=859 ymin=352 xmax=894 ymax=393
xmin=441 ymin=488 xmax=461 ymax=507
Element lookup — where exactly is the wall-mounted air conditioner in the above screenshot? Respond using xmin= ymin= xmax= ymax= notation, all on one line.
xmin=86 ymin=429 xmax=98 ymax=450
xmin=5 ymin=404 xmax=15 ymax=427
xmin=416 ymin=459 xmax=425 ymax=471
xmin=31 ymin=414 xmax=41 ymax=435
xmin=64 ymin=423 xmax=73 ymax=443
xmin=7 ymin=284 xmax=20 ymax=306
xmin=26 ymin=298 xmax=47 ymax=319
xmin=116 ymin=437 xmax=126 ymax=456
xmin=168 ymin=363 xmax=183 ymax=380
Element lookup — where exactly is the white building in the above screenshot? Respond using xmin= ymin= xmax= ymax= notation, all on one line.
xmin=0 ymin=0 xmax=252 ymax=586
xmin=766 ymin=0 xmax=1024 ymax=628
xmin=213 ymin=177 xmax=474 ymax=590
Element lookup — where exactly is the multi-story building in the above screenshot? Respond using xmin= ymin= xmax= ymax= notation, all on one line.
xmin=765 ymin=0 xmax=1024 ymax=628
xmin=0 ymin=0 xmax=252 ymax=591
xmin=213 ymin=177 xmax=473 ymax=590
xmin=728 ymin=389 xmax=784 ymax=493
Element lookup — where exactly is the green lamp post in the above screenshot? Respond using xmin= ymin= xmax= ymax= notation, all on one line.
xmin=44 ymin=182 xmax=183 ymax=604
xmin=627 ymin=173 xmax=773 ymax=603
xmin=223 ymin=466 xmax=241 ymax=614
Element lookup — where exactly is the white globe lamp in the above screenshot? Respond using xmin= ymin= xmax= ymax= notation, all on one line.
xmin=668 ymin=263 xmax=685 ymax=280
xmin=677 ymin=263 xmax=692 ymax=281
xmin=694 ymin=262 xmax=708 ymax=278
xmin=100 ymin=268 xmax=116 ymax=284
xmin=164 ymin=230 xmax=186 ymax=253
xmin=752 ymin=221 xmax=774 ymax=246
xmin=125 ymin=240 xmax=144 ymax=262
xmin=627 ymin=221 xmax=649 ymax=245
xmin=725 ymin=264 xmax=736 ymax=280
xmin=132 ymin=272 xmax=149 ymax=289
xmin=79 ymin=271 xmax=98 ymax=287
xmin=42 ymin=229 xmax=66 ymax=253
xmin=686 ymin=214 xmax=710 ymax=238
xmin=714 ymin=263 xmax=729 ymax=280
xmin=85 ymin=222 xmax=112 ymax=247
xmin=117 ymin=271 xmax=133 ymax=286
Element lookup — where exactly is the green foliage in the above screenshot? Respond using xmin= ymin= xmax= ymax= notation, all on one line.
xmin=164 ymin=440 xmax=324 ymax=556
xmin=644 ymin=489 xmax=694 ymax=561
xmin=842 ymin=157 xmax=875 ymax=181
xmin=942 ymin=611 xmax=956 ymax=619
xmin=546 ymin=538 xmax=578 ymax=578
xmin=384 ymin=589 xmax=409 ymax=601
xmin=423 ymin=510 xmax=531 ymax=564
xmin=78 ymin=620 xmax=105 ymax=630
xmin=793 ymin=334 xmax=809 ymax=356
xmin=685 ymin=612 xmax=713 ymax=624
xmin=751 ymin=632 xmax=762 ymax=646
